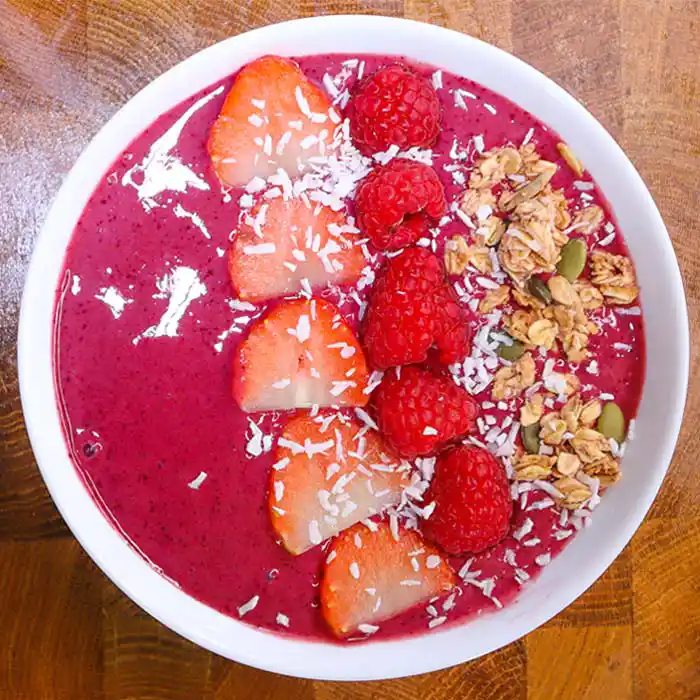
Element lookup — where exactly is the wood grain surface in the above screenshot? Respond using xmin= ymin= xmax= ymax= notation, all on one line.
xmin=1 ymin=0 xmax=699 ymax=697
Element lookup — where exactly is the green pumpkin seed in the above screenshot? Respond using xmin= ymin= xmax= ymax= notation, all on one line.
xmin=597 ymin=402 xmax=626 ymax=444
xmin=497 ymin=337 xmax=526 ymax=362
xmin=527 ymin=276 xmax=552 ymax=305
xmin=521 ymin=422 xmax=541 ymax=454
xmin=557 ymin=239 xmax=587 ymax=281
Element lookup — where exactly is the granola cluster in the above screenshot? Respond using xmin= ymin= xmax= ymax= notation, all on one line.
xmin=446 ymin=142 xmax=640 ymax=368
xmin=513 ymin=393 xmax=621 ymax=510
xmin=445 ymin=142 xmax=639 ymax=303
xmin=590 ymin=251 xmax=640 ymax=304
xmin=446 ymin=141 xmax=636 ymax=514
xmin=507 ymin=275 xmax=599 ymax=364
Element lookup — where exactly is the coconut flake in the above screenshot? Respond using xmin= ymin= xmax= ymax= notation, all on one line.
xmin=238 ymin=595 xmax=260 ymax=617
xmin=187 ymin=471 xmax=208 ymax=490
xmin=428 ymin=616 xmax=447 ymax=629
xmin=243 ymin=242 xmax=276 ymax=255
xmin=512 ymin=518 xmax=534 ymax=541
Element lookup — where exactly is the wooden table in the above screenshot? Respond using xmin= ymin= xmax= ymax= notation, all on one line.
xmin=1 ymin=1 xmax=699 ymax=697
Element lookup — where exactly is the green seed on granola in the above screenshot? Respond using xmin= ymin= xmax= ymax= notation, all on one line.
xmin=597 ymin=402 xmax=626 ymax=444
xmin=557 ymin=239 xmax=587 ymax=281
xmin=521 ymin=422 xmax=541 ymax=454
xmin=527 ymin=275 xmax=552 ymax=305
xmin=497 ymin=337 xmax=526 ymax=361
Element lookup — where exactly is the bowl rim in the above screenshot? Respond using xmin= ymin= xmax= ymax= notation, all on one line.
xmin=18 ymin=14 xmax=689 ymax=681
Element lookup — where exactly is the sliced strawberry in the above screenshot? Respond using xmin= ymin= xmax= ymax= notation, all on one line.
xmin=321 ymin=521 xmax=456 ymax=637
xmin=208 ymin=55 xmax=336 ymax=188
xmin=269 ymin=413 xmax=409 ymax=555
xmin=233 ymin=298 xmax=369 ymax=412
xmin=229 ymin=196 xmax=365 ymax=302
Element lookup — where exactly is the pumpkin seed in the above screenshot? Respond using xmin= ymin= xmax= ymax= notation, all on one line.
xmin=527 ymin=276 xmax=552 ymax=305
xmin=496 ymin=337 xmax=526 ymax=361
xmin=521 ymin=422 xmax=541 ymax=454
xmin=557 ymin=239 xmax=587 ymax=281
xmin=597 ymin=402 xmax=626 ymax=444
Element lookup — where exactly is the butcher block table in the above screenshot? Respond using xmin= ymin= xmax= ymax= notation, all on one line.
xmin=1 ymin=1 xmax=699 ymax=698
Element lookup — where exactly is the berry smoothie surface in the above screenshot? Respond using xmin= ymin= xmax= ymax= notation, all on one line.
xmin=54 ymin=54 xmax=645 ymax=642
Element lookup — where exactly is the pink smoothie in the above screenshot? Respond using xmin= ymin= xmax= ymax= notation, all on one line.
xmin=54 ymin=54 xmax=645 ymax=641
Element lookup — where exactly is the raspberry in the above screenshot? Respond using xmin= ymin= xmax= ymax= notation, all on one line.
xmin=373 ymin=366 xmax=479 ymax=458
xmin=362 ymin=248 xmax=471 ymax=369
xmin=354 ymin=160 xmax=447 ymax=251
xmin=422 ymin=445 xmax=512 ymax=555
xmin=347 ymin=64 xmax=441 ymax=156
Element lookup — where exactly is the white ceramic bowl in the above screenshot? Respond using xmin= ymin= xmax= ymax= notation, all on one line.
xmin=18 ymin=15 xmax=689 ymax=681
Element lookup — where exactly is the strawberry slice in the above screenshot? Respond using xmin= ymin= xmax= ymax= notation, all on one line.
xmin=321 ymin=521 xmax=456 ymax=637
xmin=233 ymin=298 xmax=369 ymax=412
xmin=269 ymin=413 xmax=410 ymax=555
xmin=229 ymin=196 xmax=365 ymax=302
xmin=208 ymin=55 xmax=337 ymax=188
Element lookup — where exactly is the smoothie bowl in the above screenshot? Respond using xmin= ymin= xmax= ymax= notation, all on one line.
xmin=18 ymin=16 xmax=688 ymax=680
